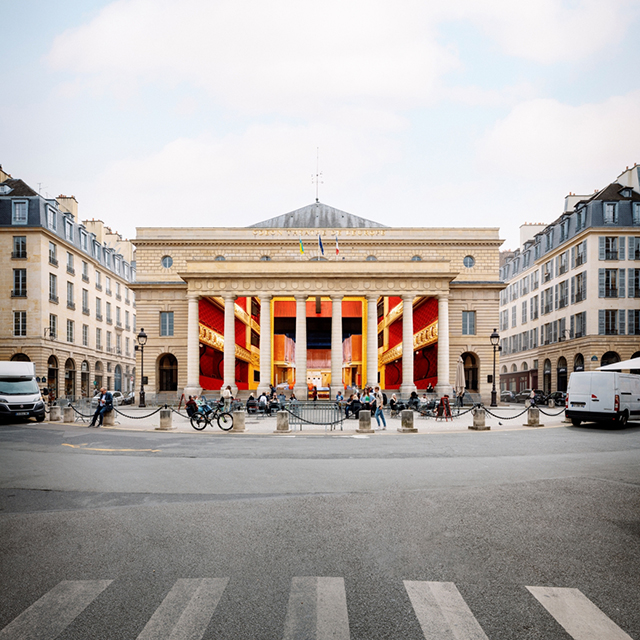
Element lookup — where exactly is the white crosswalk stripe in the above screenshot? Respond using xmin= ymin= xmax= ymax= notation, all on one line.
xmin=0 ymin=578 xmax=636 ymax=639
xmin=404 ymin=580 xmax=490 ymax=640
xmin=0 ymin=579 xmax=112 ymax=640
xmin=527 ymin=586 xmax=634 ymax=640
xmin=136 ymin=578 xmax=229 ymax=640
xmin=283 ymin=577 xmax=350 ymax=640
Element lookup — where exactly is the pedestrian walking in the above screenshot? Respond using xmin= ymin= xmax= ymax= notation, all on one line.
xmin=374 ymin=386 xmax=387 ymax=430
xmin=222 ymin=385 xmax=232 ymax=412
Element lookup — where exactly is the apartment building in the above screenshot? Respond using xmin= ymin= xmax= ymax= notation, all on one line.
xmin=499 ymin=165 xmax=640 ymax=396
xmin=0 ymin=166 xmax=137 ymax=400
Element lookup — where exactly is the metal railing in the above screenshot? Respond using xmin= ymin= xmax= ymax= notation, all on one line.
xmin=286 ymin=401 xmax=343 ymax=430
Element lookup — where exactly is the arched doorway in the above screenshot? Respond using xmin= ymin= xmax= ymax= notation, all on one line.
xmin=114 ymin=365 xmax=122 ymax=392
xmin=601 ymin=351 xmax=620 ymax=367
xmin=557 ymin=357 xmax=567 ymax=392
xmin=574 ymin=353 xmax=584 ymax=372
xmin=461 ymin=352 xmax=478 ymax=392
xmin=94 ymin=361 xmax=103 ymax=392
xmin=47 ymin=356 xmax=59 ymax=400
xmin=64 ymin=359 xmax=76 ymax=399
xmin=543 ymin=359 xmax=552 ymax=394
xmin=80 ymin=361 xmax=90 ymax=398
xmin=11 ymin=353 xmax=30 ymax=362
xmin=158 ymin=354 xmax=178 ymax=392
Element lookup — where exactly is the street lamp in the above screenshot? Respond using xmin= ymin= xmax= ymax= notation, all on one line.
xmin=490 ymin=328 xmax=500 ymax=407
xmin=137 ymin=328 xmax=147 ymax=407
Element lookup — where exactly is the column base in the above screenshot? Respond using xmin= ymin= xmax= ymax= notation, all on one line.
xmin=183 ymin=385 xmax=202 ymax=400
xmin=399 ymin=384 xmax=417 ymax=398
xmin=434 ymin=384 xmax=451 ymax=398
xmin=293 ymin=385 xmax=308 ymax=401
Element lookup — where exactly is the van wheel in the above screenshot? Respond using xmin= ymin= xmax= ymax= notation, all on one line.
xmin=571 ymin=418 xmax=581 ymax=427
xmin=618 ymin=411 xmax=629 ymax=427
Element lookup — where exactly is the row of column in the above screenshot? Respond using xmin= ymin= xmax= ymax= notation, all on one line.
xmin=185 ymin=293 xmax=450 ymax=397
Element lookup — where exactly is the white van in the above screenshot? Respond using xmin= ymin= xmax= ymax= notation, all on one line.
xmin=565 ymin=371 xmax=640 ymax=427
xmin=0 ymin=361 xmax=46 ymax=422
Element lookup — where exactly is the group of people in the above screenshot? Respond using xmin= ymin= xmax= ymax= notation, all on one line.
xmin=246 ymin=386 xmax=291 ymax=415
xmin=342 ymin=386 xmax=387 ymax=429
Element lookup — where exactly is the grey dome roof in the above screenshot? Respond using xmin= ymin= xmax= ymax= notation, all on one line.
xmin=248 ymin=202 xmax=387 ymax=228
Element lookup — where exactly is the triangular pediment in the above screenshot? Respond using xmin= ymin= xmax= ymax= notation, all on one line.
xmin=248 ymin=202 xmax=387 ymax=229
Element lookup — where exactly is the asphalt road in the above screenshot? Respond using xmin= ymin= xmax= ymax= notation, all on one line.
xmin=0 ymin=421 xmax=639 ymax=639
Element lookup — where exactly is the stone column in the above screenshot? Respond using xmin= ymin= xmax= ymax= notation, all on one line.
xmin=399 ymin=294 xmax=416 ymax=397
xmin=257 ymin=294 xmax=272 ymax=395
xmin=366 ymin=294 xmax=378 ymax=389
xmin=330 ymin=295 xmax=343 ymax=394
xmin=436 ymin=293 xmax=450 ymax=397
xmin=184 ymin=293 xmax=202 ymax=397
xmin=223 ymin=294 xmax=237 ymax=395
xmin=293 ymin=295 xmax=308 ymax=400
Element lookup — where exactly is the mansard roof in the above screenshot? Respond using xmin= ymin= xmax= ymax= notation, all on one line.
xmin=248 ymin=202 xmax=387 ymax=228
xmin=0 ymin=178 xmax=38 ymax=197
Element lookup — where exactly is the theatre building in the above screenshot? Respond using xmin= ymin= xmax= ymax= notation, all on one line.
xmin=132 ymin=203 xmax=503 ymax=402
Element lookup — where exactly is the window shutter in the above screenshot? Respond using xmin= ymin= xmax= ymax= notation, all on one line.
xmin=570 ymin=314 xmax=574 ymax=338
xmin=619 ymin=236 xmax=625 ymax=261
xmin=619 ymin=269 xmax=625 ymax=298
xmin=555 ymin=255 xmax=559 ymax=274
xmin=619 ymin=309 xmax=625 ymax=335
xmin=570 ymin=276 xmax=575 ymax=303
xmin=599 ymin=236 xmax=605 ymax=260
xmin=630 ymin=310 xmax=635 ymax=335
xmin=598 ymin=269 xmax=605 ymax=297
xmin=571 ymin=246 xmax=575 ymax=269
xmin=554 ymin=284 xmax=558 ymax=309
xmin=550 ymin=260 xmax=554 ymax=280
xmin=629 ymin=236 xmax=636 ymax=259
xmin=583 ymin=271 xmax=587 ymax=298
xmin=583 ymin=240 xmax=587 ymax=263
xmin=630 ymin=268 xmax=636 ymax=298
xmin=598 ymin=309 xmax=605 ymax=334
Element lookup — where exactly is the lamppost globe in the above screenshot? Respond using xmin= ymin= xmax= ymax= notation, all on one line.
xmin=490 ymin=328 xmax=500 ymax=346
xmin=137 ymin=328 xmax=147 ymax=407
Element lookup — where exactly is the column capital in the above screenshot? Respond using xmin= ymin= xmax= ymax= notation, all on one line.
xmin=186 ymin=292 xmax=200 ymax=301
xmin=222 ymin=293 xmax=236 ymax=301
xmin=258 ymin=293 xmax=272 ymax=302
xmin=330 ymin=294 xmax=343 ymax=301
xmin=365 ymin=294 xmax=378 ymax=303
xmin=294 ymin=294 xmax=308 ymax=301
xmin=401 ymin=293 xmax=415 ymax=301
xmin=437 ymin=291 xmax=450 ymax=299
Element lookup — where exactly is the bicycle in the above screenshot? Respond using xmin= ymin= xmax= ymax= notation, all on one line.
xmin=190 ymin=398 xmax=234 ymax=431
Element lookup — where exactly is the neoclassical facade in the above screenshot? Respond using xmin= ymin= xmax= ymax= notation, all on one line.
xmin=133 ymin=203 xmax=503 ymax=401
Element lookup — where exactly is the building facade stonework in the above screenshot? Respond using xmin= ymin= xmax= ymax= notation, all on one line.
xmin=499 ymin=165 xmax=640 ymax=396
xmin=0 ymin=167 xmax=137 ymax=400
xmin=133 ymin=203 xmax=504 ymax=402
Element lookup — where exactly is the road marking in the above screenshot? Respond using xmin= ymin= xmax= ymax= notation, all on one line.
xmin=283 ymin=577 xmax=350 ymax=640
xmin=0 ymin=579 xmax=112 ymax=640
xmin=136 ymin=578 xmax=228 ymax=640
xmin=527 ymin=586 xmax=633 ymax=640
xmin=404 ymin=581 xmax=489 ymax=640
xmin=61 ymin=443 xmax=161 ymax=452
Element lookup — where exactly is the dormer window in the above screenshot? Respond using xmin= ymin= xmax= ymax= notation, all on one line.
xmin=0 ymin=184 xmax=13 ymax=195
xmin=621 ymin=188 xmax=633 ymax=198
xmin=64 ymin=217 xmax=73 ymax=241
xmin=12 ymin=200 xmax=28 ymax=225
xmin=604 ymin=202 xmax=617 ymax=224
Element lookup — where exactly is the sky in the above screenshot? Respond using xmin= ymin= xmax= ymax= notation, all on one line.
xmin=1 ymin=0 xmax=640 ymax=251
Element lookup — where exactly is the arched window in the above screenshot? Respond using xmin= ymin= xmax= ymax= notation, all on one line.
xmin=80 ymin=361 xmax=90 ymax=398
xmin=461 ymin=352 xmax=478 ymax=391
xmin=114 ymin=364 xmax=122 ymax=392
xmin=521 ymin=362 xmax=528 ymax=371
xmin=94 ymin=361 xmax=103 ymax=391
xmin=10 ymin=353 xmax=30 ymax=362
xmin=511 ymin=363 xmax=518 ymax=372
xmin=260 ymin=256 xmax=271 ymax=261
xmin=501 ymin=365 xmax=508 ymax=374
xmin=411 ymin=255 xmax=422 ymax=261
xmin=557 ymin=356 xmax=568 ymax=392
xmin=309 ymin=256 xmax=328 ymax=261
xmin=47 ymin=355 xmax=59 ymax=400
xmin=214 ymin=255 xmax=226 ymax=261
xmin=601 ymin=351 xmax=620 ymax=367
xmin=64 ymin=358 xmax=76 ymax=399
xmin=543 ymin=359 xmax=552 ymax=395
xmin=158 ymin=354 xmax=178 ymax=392
xmin=366 ymin=255 xmax=377 ymax=261
xmin=574 ymin=353 xmax=584 ymax=372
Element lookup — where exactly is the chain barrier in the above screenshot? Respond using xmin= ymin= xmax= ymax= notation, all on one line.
xmin=114 ymin=406 xmax=163 ymax=420
xmin=68 ymin=404 xmax=95 ymax=419
xmin=537 ymin=406 xmax=567 ymax=417
xmin=171 ymin=408 xmax=190 ymax=419
xmin=482 ymin=405 xmax=530 ymax=420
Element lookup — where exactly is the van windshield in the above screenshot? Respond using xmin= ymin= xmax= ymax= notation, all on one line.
xmin=0 ymin=378 xmax=40 ymax=395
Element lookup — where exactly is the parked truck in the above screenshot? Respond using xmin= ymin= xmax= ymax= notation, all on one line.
xmin=565 ymin=371 xmax=640 ymax=427
xmin=0 ymin=361 xmax=46 ymax=422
